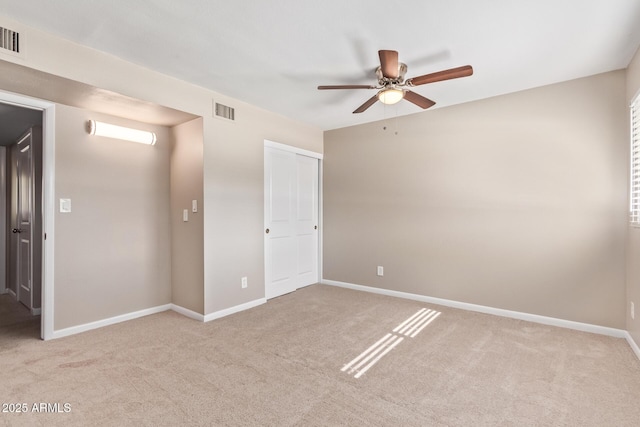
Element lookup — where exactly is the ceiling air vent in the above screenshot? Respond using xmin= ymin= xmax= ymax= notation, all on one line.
xmin=214 ymin=102 xmax=235 ymax=121
xmin=0 ymin=26 xmax=21 ymax=56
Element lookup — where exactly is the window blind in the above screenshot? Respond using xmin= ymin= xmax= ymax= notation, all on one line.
xmin=631 ymin=95 xmax=640 ymax=224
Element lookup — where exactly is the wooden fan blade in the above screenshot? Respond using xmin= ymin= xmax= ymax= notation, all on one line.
xmin=353 ymin=95 xmax=379 ymax=114
xmin=379 ymin=50 xmax=399 ymax=79
xmin=317 ymin=85 xmax=377 ymax=90
xmin=404 ymin=90 xmax=436 ymax=109
xmin=407 ymin=65 xmax=473 ymax=86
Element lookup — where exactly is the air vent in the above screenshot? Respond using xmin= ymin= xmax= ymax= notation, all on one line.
xmin=214 ymin=102 xmax=235 ymax=121
xmin=0 ymin=26 xmax=20 ymax=55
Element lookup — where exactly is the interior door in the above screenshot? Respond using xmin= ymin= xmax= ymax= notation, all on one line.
xmin=14 ymin=132 xmax=33 ymax=309
xmin=265 ymin=147 xmax=296 ymax=299
xmin=295 ymin=155 xmax=319 ymax=287
xmin=264 ymin=146 xmax=319 ymax=299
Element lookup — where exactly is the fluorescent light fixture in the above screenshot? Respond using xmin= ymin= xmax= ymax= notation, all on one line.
xmin=86 ymin=120 xmax=157 ymax=145
xmin=377 ymin=88 xmax=404 ymax=105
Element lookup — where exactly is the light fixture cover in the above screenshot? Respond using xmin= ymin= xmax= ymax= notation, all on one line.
xmin=87 ymin=120 xmax=157 ymax=145
xmin=377 ymin=88 xmax=405 ymax=105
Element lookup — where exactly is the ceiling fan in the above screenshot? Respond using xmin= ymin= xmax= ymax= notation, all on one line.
xmin=317 ymin=50 xmax=473 ymax=114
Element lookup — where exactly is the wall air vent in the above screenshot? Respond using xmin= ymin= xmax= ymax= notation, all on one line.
xmin=0 ymin=26 xmax=21 ymax=56
xmin=214 ymin=102 xmax=235 ymax=121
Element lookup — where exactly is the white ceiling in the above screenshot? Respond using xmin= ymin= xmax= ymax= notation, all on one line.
xmin=1 ymin=0 xmax=640 ymax=131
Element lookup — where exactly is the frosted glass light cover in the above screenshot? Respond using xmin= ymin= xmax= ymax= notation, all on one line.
xmin=87 ymin=120 xmax=157 ymax=145
xmin=377 ymin=88 xmax=405 ymax=105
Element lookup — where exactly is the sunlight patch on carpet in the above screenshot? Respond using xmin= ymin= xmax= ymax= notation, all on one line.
xmin=342 ymin=308 xmax=441 ymax=378
xmin=393 ymin=308 xmax=441 ymax=338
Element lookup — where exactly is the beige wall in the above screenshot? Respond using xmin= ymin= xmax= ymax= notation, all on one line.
xmin=54 ymin=105 xmax=171 ymax=329
xmin=204 ymin=104 xmax=323 ymax=313
xmin=0 ymin=14 xmax=322 ymax=330
xmin=627 ymin=46 xmax=640 ymax=343
xmin=170 ymin=118 xmax=204 ymax=314
xmin=324 ymin=71 xmax=628 ymax=328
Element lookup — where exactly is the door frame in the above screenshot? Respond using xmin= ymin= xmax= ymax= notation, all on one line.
xmin=0 ymin=146 xmax=5 ymax=295
xmin=263 ymin=139 xmax=323 ymax=298
xmin=0 ymin=89 xmax=55 ymax=340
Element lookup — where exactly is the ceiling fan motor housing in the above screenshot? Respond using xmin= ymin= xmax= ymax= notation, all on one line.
xmin=376 ymin=63 xmax=408 ymax=86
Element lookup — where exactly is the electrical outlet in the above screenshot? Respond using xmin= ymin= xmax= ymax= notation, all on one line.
xmin=377 ymin=266 xmax=384 ymax=277
xmin=632 ymin=302 xmax=635 ymax=320
xmin=241 ymin=277 xmax=248 ymax=289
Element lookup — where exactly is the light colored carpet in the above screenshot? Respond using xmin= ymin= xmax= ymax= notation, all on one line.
xmin=1 ymin=284 xmax=640 ymax=426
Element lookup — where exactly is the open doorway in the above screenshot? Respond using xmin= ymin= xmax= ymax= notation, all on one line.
xmin=0 ymin=101 xmax=43 ymax=341
xmin=0 ymin=61 xmax=197 ymax=340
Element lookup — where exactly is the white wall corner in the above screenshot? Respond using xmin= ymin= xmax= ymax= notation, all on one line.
xmin=625 ymin=332 xmax=640 ymax=361
xmin=203 ymin=298 xmax=266 ymax=322
xmin=171 ymin=304 xmax=205 ymax=322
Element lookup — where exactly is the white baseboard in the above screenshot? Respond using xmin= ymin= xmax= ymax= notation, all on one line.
xmin=31 ymin=307 xmax=41 ymax=316
xmin=172 ymin=299 xmax=267 ymax=323
xmin=625 ymin=332 xmax=640 ymax=360
xmin=204 ymin=298 xmax=266 ymax=322
xmin=51 ymin=304 xmax=172 ymax=340
xmin=322 ymin=279 xmax=627 ymax=339
xmin=47 ymin=297 xmax=267 ymax=339
xmin=0 ymin=289 xmax=7 ymax=295
xmin=171 ymin=304 xmax=205 ymax=322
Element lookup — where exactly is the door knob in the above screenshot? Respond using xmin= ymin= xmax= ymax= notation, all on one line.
xmin=12 ymin=228 xmax=22 ymax=233
xmin=265 ymin=228 xmax=270 ymax=234
xmin=314 ymin=225 xmax=317 ymax=230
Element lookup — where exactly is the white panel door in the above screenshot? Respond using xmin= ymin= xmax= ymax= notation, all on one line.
xmin=295 ymin=155 xmax=318 ymax=287
xmin=15 ymin=133 xmax=33 ymax=309
xmin=265 ymin=146 xmax=319 ymax=299
xmin=265 ymin=147 xmax=297 ymax=299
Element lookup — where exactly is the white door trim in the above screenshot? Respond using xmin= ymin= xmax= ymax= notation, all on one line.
xmin=264 ymin=139 xmax=323 ymax=160
xmin=0 ymin=89 xmax=55 ymax=340
xmin=318 ymin=159 xmax=323 ymax=291
xmin=0 ymin=147 xmax=5 ymax=295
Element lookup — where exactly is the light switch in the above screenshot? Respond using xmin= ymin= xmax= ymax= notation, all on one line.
xmin=183 ymin=209 xmax=189 ymax=222
xmin=60 ymin=198 xmax=71 ymax=213
xmin=192 ymin=200 xmax=198 ymax=213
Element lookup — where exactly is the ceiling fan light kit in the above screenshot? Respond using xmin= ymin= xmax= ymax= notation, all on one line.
xmin=377 ymin=88 xmax=405 ymax=105
xmin=318 ymin=49 xmax=473 ymax=114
